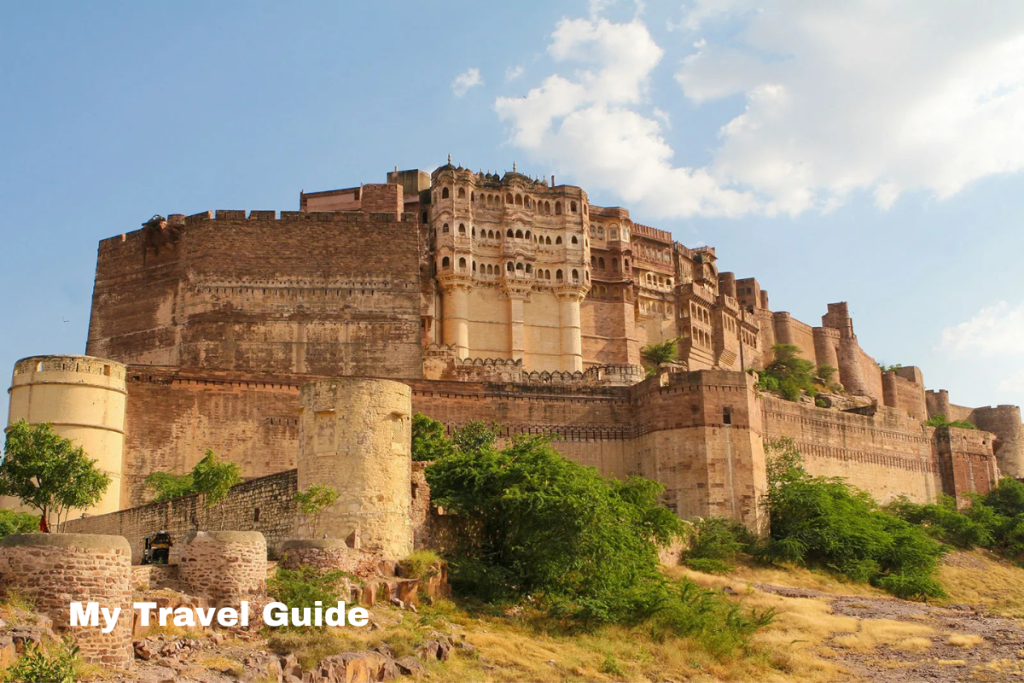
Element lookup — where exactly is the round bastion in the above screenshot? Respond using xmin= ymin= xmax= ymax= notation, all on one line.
xmin=298 ymin=378 xmax=413 ymax=559
xmin=280 ymin=538 xmax=351 ymax=572
xmin=179 ymin=531 xmax=266 ymax=605
xmin=0 ymin=533 xmax=133 ymax=669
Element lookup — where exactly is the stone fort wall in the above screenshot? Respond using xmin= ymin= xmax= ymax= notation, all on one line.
xmin=86 ymin=210 xmax=424 ymax=380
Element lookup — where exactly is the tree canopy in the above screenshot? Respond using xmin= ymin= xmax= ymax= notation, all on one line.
xmin=755 ymin=343 xmax=818 ymax=401
xmin=0 ymin=420 xmax=110 ymax=531
xmin=640 ymin=339 xmax=678 ymax=374
xmin=145 ymin=450 xmax=241 ymax=505
xmin=424 ymin=424 xmax=684 ymax=623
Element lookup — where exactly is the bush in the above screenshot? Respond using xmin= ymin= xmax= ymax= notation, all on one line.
xmin=924 ymin=413 xmax=977 ymax=430
xmin=755 ymin=344 xmax=817 ymax=402
xmin=267 ymin=566 xmax=354 ymax=630
xmin=758 ymin=438 xmax=946 ymax=600
xmin=0 ymin=509 xmax=38 ymax=541
xmin=426 ymin=432 xmax=684 ymax=625
xmin=885 ymin=495 xmax=993 ymax=549
xmin=400 ymin=550 xmax=443 ymax=579
xmin=683 ymin=517 xmax=753 ymax=572
xmin=651 ymin=579 xmax=775 ymax=657
xmin=145 ymin=450 xmax=241 ymax=505
xmin=3 ymin=636 xmax=79 ymax=683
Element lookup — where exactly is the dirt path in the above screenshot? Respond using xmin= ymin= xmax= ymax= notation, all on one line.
xmin=755 ymin=583 xmax=1024 ymax=682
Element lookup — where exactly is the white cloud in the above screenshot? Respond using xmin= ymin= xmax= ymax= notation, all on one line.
xmin=677 ymin=2 xmax=1024 ymax=214
xmin=505 ymin=65 xmax=524 ymax=83
xmin=495 ymin=3 xmax=1024 ymax=218
xmin=940 ymin=302 xmax=1024 ymax=357
xmin=496 ymin=17 xmax=760 ymax=218
xmin=999 ymin=370 xmax=1024 ymax=395
xmin=452 ymin=68 xmax=483 ymax=97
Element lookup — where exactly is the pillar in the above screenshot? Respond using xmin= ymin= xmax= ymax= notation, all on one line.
xmin=440 ymin=281 xmax=470 ymax=358
xmin=557 ymin=288 xmax=584 ymax=372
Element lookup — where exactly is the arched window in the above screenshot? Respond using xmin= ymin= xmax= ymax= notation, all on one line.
xmin=442 ymin=256 xmax=450 ymax=268
xmin=570 ymin=201 xmax=577 ymax=213
xmin=459 ymin=257 xmax=467 ymax=271
xmin=545 ymin=236 xmax=551 ymax=245
xmin=489 ymin=230 xmax=495 ymax=239
xmin=555 ymin=202 xmax=562 ymax=215
xmin=612 ymin=258 xmax=618 ymax=271
xmin=525 ymin=264 xmax=532 ymax=274
xmin=598 ymin=257 xmax=606 ymax=269
xmin=597 ymin=227 xmax=604 ymax=238
xmin=458 ymin=188 xmax=466 ymax=198
xmin=442 ymin=223 xmax=449 ymax=233
xmin=515 ymin=195 xmax=523 ymax=205
xmin=506 ymin=262 xmax=514 ymax=272
xmin=506 ymin=229 xmax=514 ymax=238
xmin=571 ymin=269 xmax=579 ymax=282
xmin=442 ymin=187 xmax=450 ymax=199
xmin=556 ymin=236 xmax=563 ymax=245
xmin=471 ymin=192 xmax=475 ymax=201
xmin=516 ymin=262 xmax=524 ymax=271
xmin=459 ymin=224 xmax=466 ymax=234
xmin=590 ymin=256 xmax=596 ymax=267
xmin=624 ymin=258 xmax=629 ymax=271
xmin=515 ymin=229 xmax=523 ymax=238
xmin=556 ymin=269 xmax=563 ymax=280
xmin=611 ymin=229 xmax=618 ymax=240
xmin=472 ymin=227 xmax=476 ymax=237
xmin=525 ymin=197 xmax=531 ymax=208
xmin=506 ymin=193 xmax=513 ymax=204
xmin=525 ymin=230 xmax=531 ymax=239
xmin=571 ymin=236 xmax=578 ymax=244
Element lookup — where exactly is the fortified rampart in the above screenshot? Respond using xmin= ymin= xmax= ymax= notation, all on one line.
xmin=7 ymin=159 xmax=1021 ymax=535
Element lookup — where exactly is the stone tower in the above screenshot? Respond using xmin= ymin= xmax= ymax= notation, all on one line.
xmin=298 ymin=378 xmax=413 ymax=558
xmin=6 ymin=355 xmax=127 ymax=517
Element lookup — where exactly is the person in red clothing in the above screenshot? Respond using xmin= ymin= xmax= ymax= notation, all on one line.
xmin=39 ymin=516 xmax=49 ymax=533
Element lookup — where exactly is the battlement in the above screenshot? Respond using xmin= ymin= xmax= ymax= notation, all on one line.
xmin=630 ymin=222 xmax=672 ymax=243
xmin=174 ymin=209 xmax=413 ymax=226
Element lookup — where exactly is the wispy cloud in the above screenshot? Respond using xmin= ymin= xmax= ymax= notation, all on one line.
xmin=505 ymin=65 xmax=524 ymax=83
xmin=452 ymin=67 xmax=483 ymax=97
xmin=940 ymin=301 xmax=1024 ymax=357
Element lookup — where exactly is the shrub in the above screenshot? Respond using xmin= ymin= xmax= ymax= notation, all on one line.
xmin=758 ymin=438 xmax=946 ymax=600
xmin=145 ymin=450 xmax=241 ymax=505
xmin=267 ymin=566 xmax=354 ymax=630
xmin=426 ymin=432 xmax=684 ymax=625
xmin=400 ymin=550 xmax=443 ymax=579
xmin=0 ymin=509 xmax=38 ymax=541
xmin=411 ymin=414 xmax=455 ymax=462
xmin=293 ymin=484 xmax=339 ymax=539
xmin=683 ymin=517 xmax=753 ymax=573
xmin=885 ymin=495 xmax=993 ymax=549
xmin=3 ymin=636 xmax=79 ymax=683
xmin=641 ymin=340 xmax=678 ymax=374
xmin=924 ymin=414 xmax=977 ymax=430
xmin=650 ymin=579 xmax=775 ymax=657
xmin=755 ymin=344 xmax=817 ymax=402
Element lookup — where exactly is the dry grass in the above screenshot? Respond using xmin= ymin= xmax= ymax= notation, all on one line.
xmin=895 ymin=637 xmax=933 ymax=652
xmin=947 ymin=634 xmax=985 ymax=648
xmin=195 ymin=654 xmax=245 ymax=677
xmin=938 ymin=550 xmax=1024 ymax=616
xmin=832 ymin=619 xmax=934 ymax=652
xmin=722 ymin=559 xmax=888 ymax=598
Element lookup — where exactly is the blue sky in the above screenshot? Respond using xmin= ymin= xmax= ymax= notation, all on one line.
xmin=2 ymin=1 xmax=1023 ymax=415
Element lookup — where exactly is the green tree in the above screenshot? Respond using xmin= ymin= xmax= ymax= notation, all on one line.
xmin=0 ymin=509 xmax=39 ymax=541
xmin=145 ymin=450 xmax=241 ymax=506
xmin=293 ymin=484 xmax=339 ymax=538
xmin=426 ymin=431 xmax=684 ymax=624
xmin=756 ymin=344 xmax=818 ymax=402
xmin=0 ymin=420 xmax=111 ymax=532
xmin=411 ymin=414 xmax=455 ymax=462
xmin=640 ymin=339 xmax=678 ymax=374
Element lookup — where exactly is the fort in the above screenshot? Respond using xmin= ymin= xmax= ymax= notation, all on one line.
xmin=5 ymin=160 xmax=1019 ymax=541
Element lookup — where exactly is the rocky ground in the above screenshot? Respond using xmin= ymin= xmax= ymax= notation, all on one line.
xmin=756 ymin=583 xmax=1024 ymax=682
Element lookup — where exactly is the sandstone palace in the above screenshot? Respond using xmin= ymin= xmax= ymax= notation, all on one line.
xmin=7 ymin=161 xmax=1022 ymax=539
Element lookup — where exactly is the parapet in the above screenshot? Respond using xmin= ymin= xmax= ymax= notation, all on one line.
xmin=280 ymin=538 xmax=350 ymax=572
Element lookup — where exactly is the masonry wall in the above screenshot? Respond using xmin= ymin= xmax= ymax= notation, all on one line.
xmin=87 ymin=210 xmax=424 ymax=380
xmin=65 ymin=470 xmax=298 ymax=563
xmin=120 ymin=367 xmax=301 ymax=507
xmin=580 ymin=298 xmax=638 ymax=367
xmin=762 ymin=397 xmax=944 ymax=504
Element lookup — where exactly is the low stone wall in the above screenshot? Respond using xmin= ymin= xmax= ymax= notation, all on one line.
xmin=280 ymin=539 xmax=350 ymax=572
xmin=131 ymin=563 xmax=180 ymax=590
xmin=180 ymin=531 xmax=267 ymax=605
xmin=0 ymin=534 xmax=133 ymax=669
